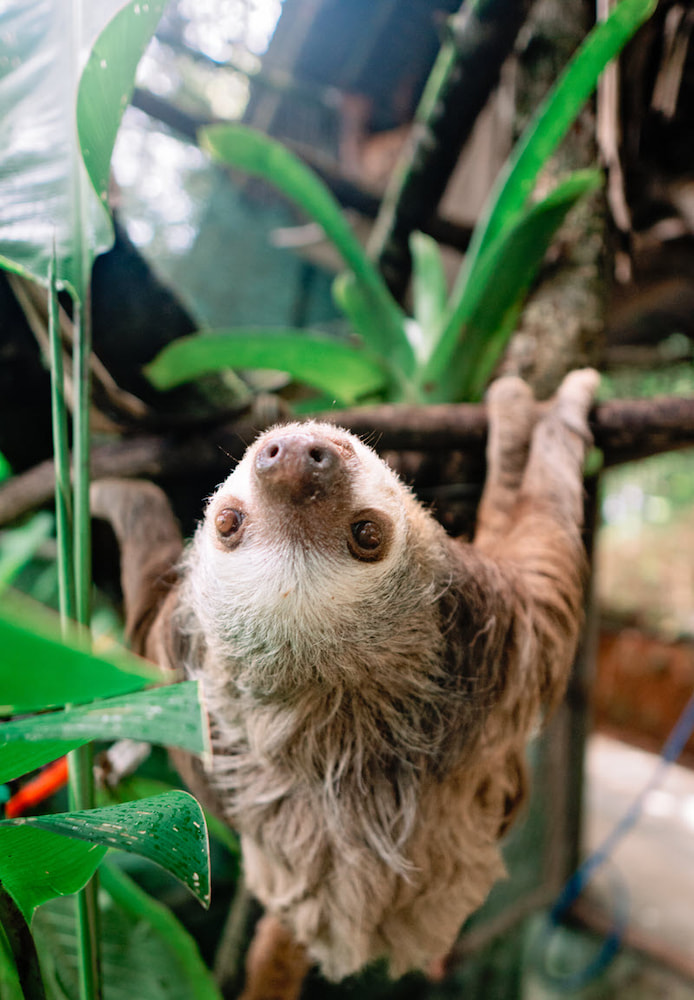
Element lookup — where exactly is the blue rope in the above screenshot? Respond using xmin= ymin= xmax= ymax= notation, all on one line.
xmin=539 ymin=685 xmax=694 ymax=991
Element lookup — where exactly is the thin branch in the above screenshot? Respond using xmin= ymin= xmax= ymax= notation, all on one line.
xmin=1 ymin=395 xmax=693 ymax=527
xmin=368 ymin=0 xmax=534 ymax=300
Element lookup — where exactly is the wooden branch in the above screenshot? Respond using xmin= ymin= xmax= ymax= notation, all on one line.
xmin=1 ymin=396 xmax=692 ymax=527
xmin=369 ymin=0 xmax=534 ymax=300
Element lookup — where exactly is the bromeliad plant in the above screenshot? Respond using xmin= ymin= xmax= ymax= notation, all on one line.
xmin=145 ymin=0 xmax=655 ymax=408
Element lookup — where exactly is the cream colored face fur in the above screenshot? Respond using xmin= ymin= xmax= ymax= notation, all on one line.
xmin=187 ymin=422 xmax=413 ymax=642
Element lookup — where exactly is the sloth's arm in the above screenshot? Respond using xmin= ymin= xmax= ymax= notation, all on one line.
xmin=90 ymin=479 xmax=183 ymax=657
xmin=469 ymin=369 xmax=598 ymax=711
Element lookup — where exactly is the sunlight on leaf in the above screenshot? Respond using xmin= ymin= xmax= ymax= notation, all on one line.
xmin=0 ymin=0 xmax=164 ymax=297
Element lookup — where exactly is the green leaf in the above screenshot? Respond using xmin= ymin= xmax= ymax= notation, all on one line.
xmin=199 ymin=124 xmax=414 ymax=377
xmin=425 ymin=170 xmax=603 ymax=401
xmin=33 ymin=867 xmax=223 ymax=1000
xmin=0 ymin=792 xmax=210 ymax=919
xmin=0 ymin=596 xmax=163 ymax=713
xmin=0 ymin=1 xmax=153 ymax=296
xmin=0 ymin=825 xmax=108 ymax=922
xmin=445 ymin=0 xmax=654 ymax=333
xmin=100 ymin=863 xmax=222 ymax=998
xmin=0 ymin=743 xmax=77 ymax=786
xmin=101 ymin=776 xmax=241 ymax=861
xmin=145 ymin=329 xmax=389 ymax=405
xmin=409 ymin=231 xmax=448 ymax=353
xmin=77 ymin=0 xmax=166 ymax=217
xmin=0 ymin=682 xmax=209 ymax=783
xmin=0 ymin=513 xmax=54 ymax=589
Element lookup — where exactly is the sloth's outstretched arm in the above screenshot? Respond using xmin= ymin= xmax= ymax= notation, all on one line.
xmin=471 ymin=369 xmax=598 ymax=710
xmin=90 ymin=479 xmax=183 ymax=658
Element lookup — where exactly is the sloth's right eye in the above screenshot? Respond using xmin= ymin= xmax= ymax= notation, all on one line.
xmin=351 ymin=520 xmax=382 ymax=551
xmin=216 ymin=508 xmax=244 ymax=538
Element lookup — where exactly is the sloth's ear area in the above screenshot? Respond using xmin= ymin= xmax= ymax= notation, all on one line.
xmin=90 ymin=479 xmax=184 ymax=656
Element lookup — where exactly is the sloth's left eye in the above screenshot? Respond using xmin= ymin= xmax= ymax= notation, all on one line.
xmin=348 ymin=512 xmax=391 ymax=562
xmin=351 ymin=520 xmax=381 ymax=550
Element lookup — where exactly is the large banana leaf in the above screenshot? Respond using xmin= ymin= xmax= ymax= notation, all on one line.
xmin=0 ymin=0 xmax=164 ymax=299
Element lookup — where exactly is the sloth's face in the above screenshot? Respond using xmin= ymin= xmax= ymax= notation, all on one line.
xmin=191 ymin=423 xmax=418 ymax=628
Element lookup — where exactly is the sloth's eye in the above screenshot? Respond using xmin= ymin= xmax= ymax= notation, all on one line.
xmin=348 ymin=512 xmax=391 ymax=562
xmin=351 ymin=520 xmax=381 ymax=550
xmin=216 ymin=508 xmax=244 ymax=537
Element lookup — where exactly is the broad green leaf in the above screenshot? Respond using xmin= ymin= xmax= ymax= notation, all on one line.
xmin=199 ymin=124 xmax=414 ymax=377
xmin=101 ymin=863 xmax=222 ymax=998
xmin=443 ymin=0 xmax=655 ymax=340
xmin=0 ymin=743 xmax=77 ymax=786
xmin=77 ymin=0 xmax=166 ymax=217
xmin=0 ymin=0 xmax=164 ymax=297
xmin=0 ymin=512 xmax=54 ymax=588
xmin=0 ymin=682 xmax=209 ymax=782
xmin=33 ymin=866 xmax=223 ymax=1000
xmin=0 ymin=3 xmax=124 ymax=293
xmin=424 ymin=170 xmax=603 ymax=401
xmin=101 ymin=776 xmax=241 ymax=860
xmin=145 ymin=329 xmax=389 ymax=405
xmin=410 ymin=231 xmax=448 ymax=354
xmin=0 ymin=825 xmax=107 ymax=921
xmin=0 ymin=597 xmax=163 ymax=713
xmin=0 ymin=792 xmax=210 ymax=918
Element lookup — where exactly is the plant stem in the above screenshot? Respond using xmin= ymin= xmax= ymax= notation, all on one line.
xmin=70 ymin=288 xmax=102 ymax=1000
xmin=48 ymin=252 xmax=75 ymax=622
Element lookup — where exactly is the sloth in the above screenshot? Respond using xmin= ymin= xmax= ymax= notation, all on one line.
xmin=91 ymin=368 xmax=598 ymax=996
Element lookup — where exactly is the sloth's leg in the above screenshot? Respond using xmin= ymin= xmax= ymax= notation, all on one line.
xmin=90 ymin=479 xmax=183 ymax=656
xmin=239 ymin=915 xmax=311 ymax=1000
xmin=474 ymin=375 xmax=537 ymax=552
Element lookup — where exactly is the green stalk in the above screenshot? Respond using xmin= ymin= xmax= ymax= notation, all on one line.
xmin=47 ymin=253 xmax=75 ymax=622
xmin=69 ymin=292 xmax=101 ymax=1000
xmin=49 ymin=244 xmax=101 ymax=995
xmin=67 ymin=0 xmax=101 ymax=988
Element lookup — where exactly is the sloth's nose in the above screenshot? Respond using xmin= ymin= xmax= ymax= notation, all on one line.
xmin=254 ymin=433 xmax=341 ymax=500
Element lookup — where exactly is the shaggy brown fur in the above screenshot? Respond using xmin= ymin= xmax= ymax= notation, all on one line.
xmin=91 ymin=369 xmax=598 ymax=995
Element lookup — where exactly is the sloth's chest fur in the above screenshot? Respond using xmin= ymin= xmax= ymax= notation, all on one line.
xmin=179 ymin=590 xmax=489 ymax=879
